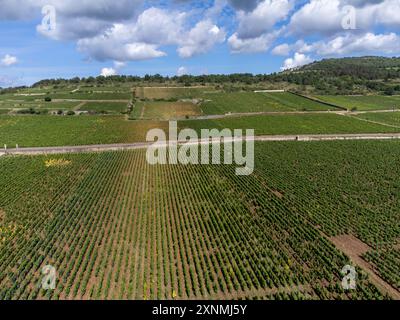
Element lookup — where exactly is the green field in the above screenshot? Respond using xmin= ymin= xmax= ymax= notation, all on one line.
xmin=317 ymin=95 xmax=400 ymax=111
xmin=78 ymin=102 xmax=128 ymax=114
xmin=136 ymin=86 xmax=215 ymax=100
xmin=80 ymin=85 xmax=133 ymax=92
xmin=263 ymin=92 xmax=336 ymax=111
xmin=0 ymin=89 xmax=132 ymax=102
xmin=364 ymin=250 xmax=400 ymax=290
xmin=132 ymin=101 xmax=202 ymax=120
xmin=49 ymin=91 xmax=132 ymax=100
xmin=255 ymin=140 xmax=400 ymax=292
xmin=354 ymin=112 xmax=400 ymax=127
xmin=0 ymin=94 xmax=46 ymax=102
xmin=1 ymin=140 xmax=398 ymax=299
xmin=1 ymin=113 xmax=398 ymax=148
xmin=181 ymin=113 xmax=398 ymax=136
xmin=199 ymin=92 xmax=289 ymax=114
xmin=181 ymin=92 xmax=332 ymax=115
xmin=0 ymin=101 xmax=79 ymax=111
xmin=0 ymin=116 xmax=167 ymax=147
xmin=254 ymin=140 xmax=400 ymax=242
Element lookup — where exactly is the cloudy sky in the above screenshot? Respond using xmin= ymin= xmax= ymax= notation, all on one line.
xmin=0 ymin=0 xmax=400 ymax=86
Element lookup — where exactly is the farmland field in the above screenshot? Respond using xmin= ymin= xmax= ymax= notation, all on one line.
xmin=0 ymin=101 xmax=80 ymax=111
xmin=1 ymin=86 xmax=400 ymax=301
xmin=4 ymin=1 xmax=400 ymax=305
xmin=354 ymin=112 xmax=400 ymax=128
xmin=135 ymin=86 xmax=215 ymax=100
xmin=363 ymin=250 xmax=400 ymax=290
xmin=49 ymin=91 xmax=132 ymax=100
xmin=316 ymin=95 xmax=400 ymax=111
xmin=0 ymin=116 xmax=167 ymax=147
xmin=0 ymin=87 xmax=132 ymax=104
xmin=136 ymin=89 xmax=334 ymax=115
xmin=77 ymin=85 xmax=134 ymax=93
xmin=0 ymin=89 xmax=131 ymax=102
xmin=198 ymin=92 xmax=292 ymax=114
xmin=262 ymin=92 xmax=336 ymax=112
xmin=0 ymin=94 xmax=45 ymax=102
xmin=181 ymin=113 xmax=398 ymax=136
xmin=1 ymin=113 xmax=399 ymax=148
xmin=132 ymin=101 xmax=202 ymax=120
xmin=78 ymin=102 xmax=129 ymax=114
xmin=1 ymin=140 xmax=399 ymax=300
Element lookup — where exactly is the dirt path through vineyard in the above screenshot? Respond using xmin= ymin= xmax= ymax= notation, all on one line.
xmin=330 ymin=234 xmax=400 ymax=300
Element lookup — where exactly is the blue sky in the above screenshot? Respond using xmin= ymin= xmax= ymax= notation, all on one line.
xmin=0 ymin=0 xmax=399 ymax=87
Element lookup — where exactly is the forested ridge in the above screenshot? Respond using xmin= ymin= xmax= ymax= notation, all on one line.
xmin=2 ymin=56 xmax=400 ymax=95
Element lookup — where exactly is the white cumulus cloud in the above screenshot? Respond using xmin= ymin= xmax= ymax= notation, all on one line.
xmin=76 ymin=8 xmax=224 ymax=61
xmin=302 ymin=32 xmax=400 ymax=56
xmin=1 ymin=0 xmax=400 ymax=67
xmin=271 ymin=43 xmax=291 ymax=56
xmin=35 ymin=0 xmax=144 ymax=40
xmin=177 ymin=66 xmax=188 ymax=76
xmin=99 ymin=60 xmax=127 ymax=77
xmin=78 ymin=28 xmax=167 ymax=62
xmin=228 ymin=0 xmax=292 ymax=53
xmin=177 ymin=20 xmax=226 ymax=58
xmin=100 ymin=67 xmax=117 ymax=77
xmin=228 ymin=32 xmax=277 ymax=54
xmin=1 ymin=54 xmax=18 ymax=66
xmin=289 ymin=0 xmax=400 ymax=36
xmin=281 ymin=52 xmax=312 ymax=70
xmin=235 ymin=0 xmax=293 ymax=39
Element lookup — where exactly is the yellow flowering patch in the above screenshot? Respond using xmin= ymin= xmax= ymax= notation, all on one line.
xmin=0 ymin=119 xmax=18 ymax=128
xmin=45 ymin=158 xmax=72 ymax=168
xmin=0 ymin=223 xmax=18 ymax=244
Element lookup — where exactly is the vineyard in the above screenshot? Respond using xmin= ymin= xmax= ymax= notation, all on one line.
xmin=2 ymin=112 xmax=399 ymax=148
xmin=46 ymin=91 xmax=132 ymax=101
xmin=0 ymin=88 xmax=132 ymax=102
xmin=0 ymin=115 xmax=168 ymax=147
xmin=0 ymin=85 xmax=133 ymax=115
xmin=316 ymin=95 xmax=400 ymax=111
xmin=198 ymin=92 xmax=296 ymax=114
xmin=363 ymin=250 xmax=400 ymax=290
xmin=180 ymin=113 xmax=398 ymax=135
xmin=262 ymin=92 xmax=335 ymax=112
xmin=0 ymin=140 xmax=398 ymax=300
xmin=77 ymin=102 xmax=129 ymax=114
xmin=255 ymin=140 xmax=400 ymax=241
xmin=135 ymin=87 xmax=215 ymax=100
xmin=135 ymin=90 xmax=333 ymax=115
xmin=0 ymin=101 xmax=79 ymax=112
xmin=131 ymin=101 xmax=202 ymax=120
xmin=354 ymin=112 xmax=400 ymax=128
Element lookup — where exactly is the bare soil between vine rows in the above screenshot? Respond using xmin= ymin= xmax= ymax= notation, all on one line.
xmin=330 ymin=234 xmax=400 ymax=300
